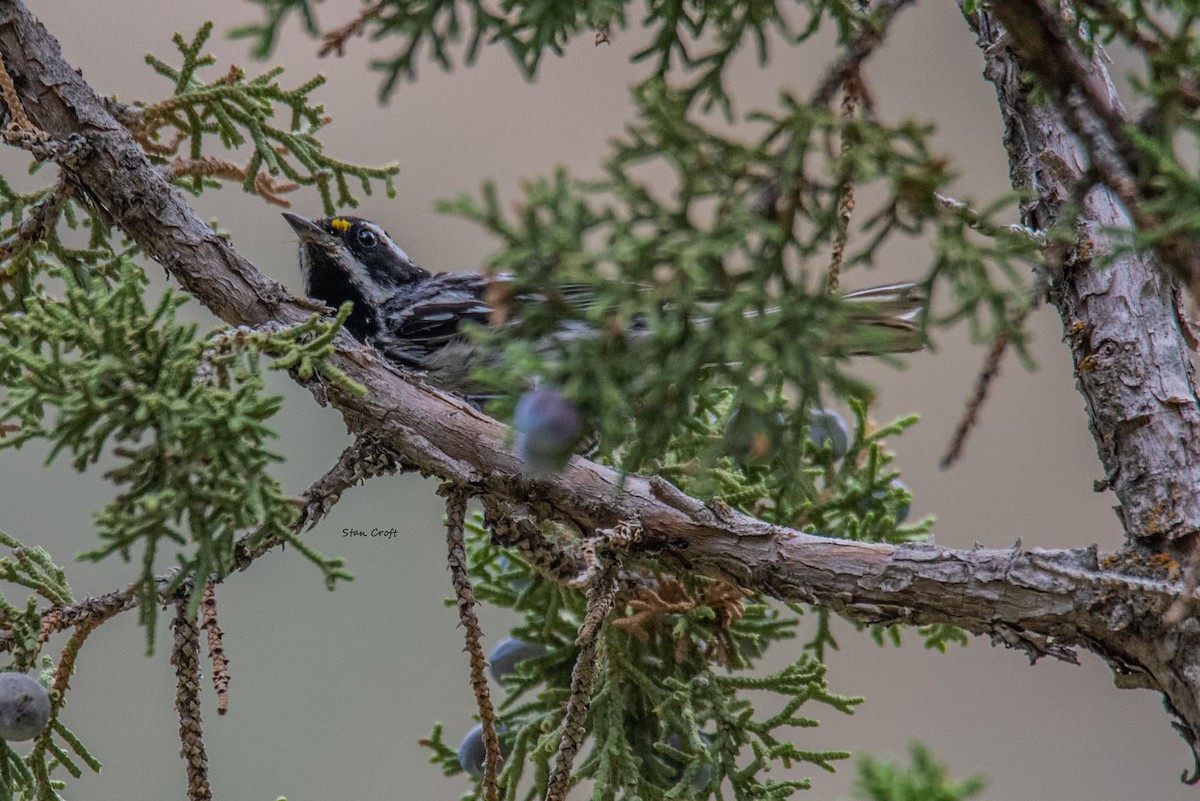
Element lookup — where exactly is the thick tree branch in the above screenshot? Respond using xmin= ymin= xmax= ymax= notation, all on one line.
xmin=960 ymin=8 xmax=1200 ymax=550
xmin=2 ymin=0 xmax=1200 ymax=769
xmin=958 ymin=6 xmax=1200 ymax=770
xmin=987 ymin=0 xmax=1200 ymax=298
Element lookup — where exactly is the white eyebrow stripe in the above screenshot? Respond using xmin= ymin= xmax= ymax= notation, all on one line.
xmin=369 ymin=221 xmax=410 ymax=264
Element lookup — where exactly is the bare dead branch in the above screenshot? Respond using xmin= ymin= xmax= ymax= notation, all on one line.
xmin=293 ymin=433 xmax=404 ymax=533
xmin=826 ymin=73 xmax=861 ymax=293
xmin=940 ymin=308 xmax=1026 ymax=468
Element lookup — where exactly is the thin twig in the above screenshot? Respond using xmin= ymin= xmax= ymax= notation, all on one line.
xmin=443 ymin=484 xmax=501 ymax=801
xmin=827 ymin=72 xmax=862 ymax=293
xmin=0 ymin=179 xmax=70 ymax=264
xmin=29 ymin=585 xmax=140 ymax=653
xmin=940 ymin=307 xmax=1028 ymax=468
xmin=231 ymin=432 xmax=403 ymax=570
xmin=291 ymin=432 xmax=404 ymax=533
xmin=320 ymin=1 xmax=385 ymax=57
xmin=810 ymin=0 xmax=915 ymax=106
xmin=933 ymin=192 xmax=1046 ymax=245
xmin=170 ymin=156 xmax=299 ymax=207
xmin=1075 ymin=0 xmax=1200 ymax=112
xmin=1077 ymin=0 xmax=1167 ymax=55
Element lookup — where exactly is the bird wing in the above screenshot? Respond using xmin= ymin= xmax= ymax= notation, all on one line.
xmin=378 ymin=272 xmax=925 ymax=353
xmin=378 ymin=273 xmax=494 ymax=346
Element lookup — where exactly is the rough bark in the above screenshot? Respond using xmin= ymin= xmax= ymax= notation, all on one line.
xmin=957 ymin=6 xmax=1200 ymax=775
xmin=1 ymin=0 xmax=1200 ymax=778
xmin=966 ymin=6 xmax=1200 ymax=547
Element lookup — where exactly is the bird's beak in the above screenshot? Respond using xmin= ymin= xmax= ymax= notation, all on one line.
xmin=282 ymin=212 xmax=327 ymax=244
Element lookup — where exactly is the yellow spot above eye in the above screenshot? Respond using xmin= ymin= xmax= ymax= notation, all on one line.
xmin=329 ymin=218 xmax=351 ymax=233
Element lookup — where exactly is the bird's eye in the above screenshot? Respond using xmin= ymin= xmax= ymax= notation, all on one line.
xmin=356 ymin=229 xmax=378 ymax=249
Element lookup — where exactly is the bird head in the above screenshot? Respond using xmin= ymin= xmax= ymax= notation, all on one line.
xmin=283 ymin=212 xmax=430 ymax=339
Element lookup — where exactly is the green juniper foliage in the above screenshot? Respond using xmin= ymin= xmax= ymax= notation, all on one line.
xmin=0 ymin=533 xmax=72 ymax=674
xmin=0 ymin=20 xmax=396 ymax=657
xmin=431 ymin=65 xmax=1035 ymax=478
xmin=0 ymin=20 xmax=397 ymax=796
xmin=233 ymin=2 xmax=1039 ymax=798
xmin=0 ymin=178 xmax=124 ymax=315
xmin=238 ymin=2 xmax=1040 ymax=474
xmin=138 ymin=22 xmax=398 ymax=213
xmin=852 ymin=742 xmax=986 ymax=801
xmin=236 ymin=1 xmax=887 ymax=115
xmin=424 ymin=396 xmax=942 ymax=800
xmin=424 ymin=519 xmax=859 ymax=801
xmin=0 ymin=256 xmax=353 ymax=648
xmin=0 ymin=532 xmax=101 ymax=801
xmin=0 ymin=0 xmax=1195 ymax=797
xmin=3 ymin=0 xmax=1116 ymax=795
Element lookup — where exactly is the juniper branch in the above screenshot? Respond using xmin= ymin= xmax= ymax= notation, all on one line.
xmin=544 ymin=555 xmax=618 ymax=801
xmin=986 ymin=0 xmax=1200 ymax=295
xmin=810 ymin=0 xmax=916 ymax=106
xmin=4 ymin=0 xmax=1200 ymax=765
xmin=199 ymin=580 xmax=230 ymax=716
xmin=443 ymin=485 xmax=501 ymax=801
xmin=171 ymin=594 xmax=212 ymax=801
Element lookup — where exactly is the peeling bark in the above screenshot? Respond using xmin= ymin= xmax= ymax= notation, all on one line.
xmin=964 ymin=8 xmax=1200 ymax=547
xmin=957 ymin=6 xmax=1200 ymax=773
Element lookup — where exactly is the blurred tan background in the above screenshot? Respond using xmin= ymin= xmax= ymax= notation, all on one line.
xmin=0 ymin=1 xmax=1192 ymax=799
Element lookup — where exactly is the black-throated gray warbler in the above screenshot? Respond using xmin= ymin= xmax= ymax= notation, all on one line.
xmin=283 ymin=212 xmax=926 ymax=396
